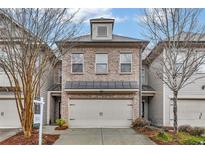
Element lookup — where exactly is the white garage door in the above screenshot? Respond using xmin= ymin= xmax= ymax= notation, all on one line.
xmin=170 ymin=100 xmax=205 ymax=127
xmin=0 ymin=99 xmax=21 ymax=128
xmin=69 ymin=99 xmax=133 ymax=128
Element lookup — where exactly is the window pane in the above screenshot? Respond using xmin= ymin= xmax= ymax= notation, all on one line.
xmin=176 ymin=63 xmax=183 ymax=73
xmin=121 ymin=64 xmax=131 ymax=72
xmin=96 ymin=64 xmax=107 ymax=73
xmin=0 ymin=49 xmax=6 ymax=59
xmin=97 ymin=26 xmax=107 ymax=36
xmin=120 ymin=53 xmax=132 ymax=63
xmin=141 ymin=68 xmax=145 ymax=84
xmin=176 ymin=53 xmax=185 ymax=63
xmin=72 ymin=64 xmax=83 ymax=72
xmin=198 ymin=64 xmax=205 ymax=73
xmin=72 ymin=54 xmax=83 ymax=63
xmin=96 ymin=54 xmax=108 ymax=63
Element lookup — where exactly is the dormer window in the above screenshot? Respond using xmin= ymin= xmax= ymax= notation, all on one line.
xmin=90 ymin=18 xmax=114 ymax=40
xmin=97 ymin=26 xmax=107 ymax=37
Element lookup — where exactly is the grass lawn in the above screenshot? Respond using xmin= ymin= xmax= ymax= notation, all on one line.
xmin=135 ymin=127 xmax=205 ymax=145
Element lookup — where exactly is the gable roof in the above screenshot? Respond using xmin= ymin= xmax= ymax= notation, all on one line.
xmin=57 ymin=34 xmax=149 ymax=49
xmin=143 ymin=32 xmax=205 ymax=65
xmin=59 ymin=34 xmax=147 ymax=43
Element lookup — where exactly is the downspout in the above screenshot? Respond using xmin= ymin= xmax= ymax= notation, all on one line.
xmin=139 ymin=47 xmax=142 ymax=117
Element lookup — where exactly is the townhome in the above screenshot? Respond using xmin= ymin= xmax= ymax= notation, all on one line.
xmin=0 ymin=12 xmax=55 ymax=128
xmin=143 ymin=33 xmax=205 ymax=127
xmin=47 ymin=18 xmax=148 ymax=128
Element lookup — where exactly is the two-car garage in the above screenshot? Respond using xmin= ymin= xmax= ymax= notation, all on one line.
xmin=69 ymin=99 xmax=133 ymax=128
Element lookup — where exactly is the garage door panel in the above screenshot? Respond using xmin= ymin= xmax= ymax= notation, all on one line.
xmin=0 ymin=99 xmax=21 ymax=128
xmin=70 ymin=101 xmax=100 ymax=120
xmin=169 ymin=100 xmax=205 ymax=127
xmin=69 ymin=99 xmax=133 ymax=128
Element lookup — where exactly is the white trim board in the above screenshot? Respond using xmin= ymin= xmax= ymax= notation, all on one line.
xmin=169 ymin=95 xmax=205 ymax=100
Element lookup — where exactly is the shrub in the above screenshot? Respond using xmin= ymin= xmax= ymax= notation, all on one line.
xmin=183 ymin=138 xmax=203 ymax=145
xmin=156 ymin=130 xmax=173 ymax=142
xmin=55 ymin=118 xmax=66 ymax=127
xmin=189 ymin=127 xmax=205 ymax=136
xmin=178 ymin=125 xmax=192 ymax=133
xmin=132 ymin=117 xmax=150 ymax=128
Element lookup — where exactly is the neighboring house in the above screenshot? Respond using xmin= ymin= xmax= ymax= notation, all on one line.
xmin=143 ymin=35 xmax=205 ymax=127
xmin=0 ymin=12 xmax=54 ymax=128
xmin=47 ymin=18 xmax=149 ymax=128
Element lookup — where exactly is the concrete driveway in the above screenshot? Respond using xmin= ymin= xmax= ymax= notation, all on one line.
xmin=44 ymin=127 xmax=155 ymax=145
xmin=0 ymin=129 xmax=20 ymax=142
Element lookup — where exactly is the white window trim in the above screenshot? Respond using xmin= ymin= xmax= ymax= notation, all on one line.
xmin=95 ymin=53 xmax=108 ymax=74
xmin=119 ymin=52 xmax=133 ymax=74
xmin=71 ymin=53 xmax=84 ymax=74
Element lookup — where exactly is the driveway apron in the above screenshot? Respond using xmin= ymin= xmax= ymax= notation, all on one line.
xmin=52 ymin=128 xmax=155 ymax=145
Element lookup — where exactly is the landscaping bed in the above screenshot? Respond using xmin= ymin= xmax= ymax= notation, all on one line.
xmin=0 ymin=129 xmax=59 ymax=145
xmin=133 ymin=118 xmax=205 ymax=145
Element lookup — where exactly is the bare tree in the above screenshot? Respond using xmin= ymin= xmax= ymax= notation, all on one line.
xmin=0 ymin=8 xmax=83 ymax=138
xmin=141 ymin=8 xmax=205 ymax=133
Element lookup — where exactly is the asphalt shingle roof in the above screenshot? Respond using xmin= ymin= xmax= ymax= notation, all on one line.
xmin=60 ymin=34 xmax=147 ymax=43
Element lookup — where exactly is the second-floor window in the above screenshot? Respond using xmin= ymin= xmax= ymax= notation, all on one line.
xmin=120 ymin=53 xmax=132 ymax=73
xmin=71 ymin=53 xmax=84 ymax=73
xmin=95 ymin=53 xmax=108 ymax=74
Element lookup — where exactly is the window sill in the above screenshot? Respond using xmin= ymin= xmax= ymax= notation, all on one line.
xmin=96 ymin=73 xmax=109 ymax=75
xmin=119 ymin=72 xmax=132 ymax=75
xmin=71 ymin=72 xmax=84 ymax=75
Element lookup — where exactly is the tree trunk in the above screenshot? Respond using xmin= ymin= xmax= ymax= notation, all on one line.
xmin=173 ymin=91 xmax=178 ymax=134
xmin=22 ymin=108 xmax=33 ymax=138
xmin=22 ymin=91 xmax=34 ymax=138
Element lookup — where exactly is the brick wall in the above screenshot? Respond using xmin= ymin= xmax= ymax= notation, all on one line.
xmin=61 ymin=46 xmax=140 ymax=126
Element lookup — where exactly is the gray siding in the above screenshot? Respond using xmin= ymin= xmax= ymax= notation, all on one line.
xmin=148 ymin=55 xmax=164 ymax=126
xmin=142 ymin=65 xmax=149 ymax=85
xmin=40 ymin=62 xmax=54 ymax=124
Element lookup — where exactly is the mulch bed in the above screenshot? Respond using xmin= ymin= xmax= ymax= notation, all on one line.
xmin=134 ymin=127 xmax=179 ymax=145
xmin=54 ymin=126 xmax=68 ymax=130
xmin=0 ymin=129 xmax=59 ymax=145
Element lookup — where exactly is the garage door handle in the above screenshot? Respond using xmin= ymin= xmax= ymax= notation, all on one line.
xmin=70 ymin=118 xmax=75 ymax=120
xmin=70 ymin=104 xmax=75 ymax=106
xmin=127 ymin=119 xmax=132 ymax=120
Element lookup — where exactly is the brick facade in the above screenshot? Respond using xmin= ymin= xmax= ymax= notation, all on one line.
xmin=61 ymin=46 xmax=140 ymax=126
